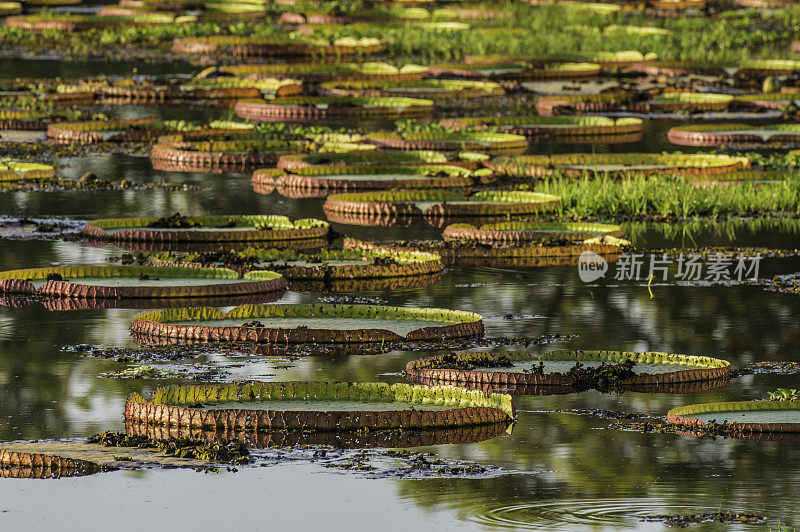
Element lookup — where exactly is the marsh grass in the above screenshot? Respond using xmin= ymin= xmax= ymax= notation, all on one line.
xmin=532 ymin=174 xmax=800 ymax=220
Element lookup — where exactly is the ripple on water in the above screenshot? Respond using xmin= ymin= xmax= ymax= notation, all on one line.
xmin=461 ymin=500 xmax=768 ymax=529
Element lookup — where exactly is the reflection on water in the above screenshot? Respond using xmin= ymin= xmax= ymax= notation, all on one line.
xmin=1 ymin=55 xmax=800 ymax=530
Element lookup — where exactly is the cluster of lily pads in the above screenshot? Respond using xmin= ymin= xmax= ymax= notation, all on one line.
xmin=3 ymin=0 xmax=800 ymax=479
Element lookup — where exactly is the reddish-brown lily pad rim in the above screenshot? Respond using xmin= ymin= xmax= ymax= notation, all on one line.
xmin=5 ymin=13 xmax=174 ymax=32
xmin=276 ymin=150 xmax=453 ymax=170
xmin=364 ymin=130 xmax=528 ymax=152
xmin=342 ymin=236 xmax=624 ymax=267
xmin=82 ymin=215 xmax=329 ymax=243
xmin=323 ymin=190 xmax=562 ymax=219
xmin=125 ymin=417 xmax=511 ymax=450
xmin=535 ymin=92 xmax=732 ymax=115
xmin=252 ymin=164 xmax=481 ymax=191
xmin=171 ymin=36 xmax=386 ymax=58
xmin=427 ymin=61 xmax=601 ymax=81
xmin=439 ymin=116 xmax=644 ymax=138
xmin=219 ymin=62 xmax=428 ymax=82
xmin=317 ymin=79 xmax=504 ymax=99
xmin=0 ymin=450 xmax=106 ymax=479
xmin=234 ymin=97 xmax=433 ymax=122
xmin=124 ymin=380 xmax=512 ymax=432
xmin=442 ymin=221 xmax=625 ymax=244
xmin=668 ymin=123 xmax=800 ymax=146
xmin=145 ymin=245 xmax=444 ymax=281
xmin=405 ymin=350 xmax=732 ymax=391
xmin=485 ymin=153 xmax=750 ymax=178
xmin=129 ymin=303 xmax=484 ymax=343
xmin=0 ymin=265 xmax=286 ymax=300
xmin=150 ymin=140 xmax=307 ymax=171
xmin=630 ymin=61 xmax=727 ymax=77
xmin=46 ymin=117 xmax=160 ymax=143
xmin=667 ymin=400 xmax=800 ymax=433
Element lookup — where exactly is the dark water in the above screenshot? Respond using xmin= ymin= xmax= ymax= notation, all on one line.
xmin=1 ymin=56 xmax=799 ymax=531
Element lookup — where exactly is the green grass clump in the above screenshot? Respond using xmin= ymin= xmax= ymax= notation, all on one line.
xmin=533 ymin=175 xmax=800 ymax=220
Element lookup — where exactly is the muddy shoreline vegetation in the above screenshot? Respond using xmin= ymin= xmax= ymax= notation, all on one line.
xmin=1 ymin=0 xmax=800 ymax=529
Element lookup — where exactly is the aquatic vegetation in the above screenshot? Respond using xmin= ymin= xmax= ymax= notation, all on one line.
xmin=768 ymin=389 xmax=800 ymax=401
xmin=82 ymin=214 xmax=330 ymax=243
xmin=532 ymin=174 xmax=800 ymax=219
xmin=405 ymin=350 xmax=731 ymax=393
xmin=129 ymin=303 xmax=485 ymax=342
xmin=125 ymin=381 xmax=514 ymax=431
xmin=89 ymin=431 xmax=251 ymax=463
xmin=0 ymin=264 xmax=286 ymax=299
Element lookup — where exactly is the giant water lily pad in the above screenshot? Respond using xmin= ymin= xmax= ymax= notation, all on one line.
xmin=95 ymin=76 xmax=303 ymax=103
xmin=439 ymin=116 xmax=643 ymax=142
xmin=253 ymin=164 xmax=490 ymax=192
xmin=0 ymin=265 xmax=286 ymax=300
xmin=0 ymin=109 xmax=50 ymax=130
xmin=150 ymin=139 xmax=316 ymax=172
xmin=5 ymin=12 xmax=174 ymax=31
xmin=171 ymin=35 xmax=386 ymax=58
xmin=0 ymin=161 xmax=55 ymax=181
xmin=668 ymin=123 xmax=800 ymax=146
xmin=323 ymin=190 xmax=561 ymax=226
xmin=234 ymin=96 xmax=434 ymax=122
xmin=146 ymin=246 xmax=443 ymax=284
xmin=486 ymin=153 xmax=750 ymax=178
xmin=344 ymin=236 xmax=624 ymax=269
xmin=0 ymin=2 xmax=21 ymax=15
xmin=82 ymin=214 xmax=329 ymax=243
xmin=317 ymin=79 xmax=504 ymax=99
xmin=536 ymin=91 xmax=732 ymax=115
xmin=276 ymin=150 xmax=452 ymax=170
xmin=406 ymin=350 xmax=731 ymax=394
xmin=667 ymin=400 xmax=800 ymax=432
xmin=427 ymin=60 xmax=601 ymax=81
xmin=219 ymin=62 xmax=428 ymax=82
xmin=129 ymin=303 xmax=484 ymax=343
xmin=365 ymin=130 xmax=527 ymax=153
xmin=125 ymin=381 xmax=513 ymax=432
xmin=46 ymin=117 xmax=163 ymax=143
xmin=442 ymin=221 xmax=624 ymax=244
xmin=538 ymin=50 xmax=655 ymax=67
xmin=733 ymin=92 xmax=800 ymax=110
xmin=0 ymin=440 xmax=217 ymax=478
